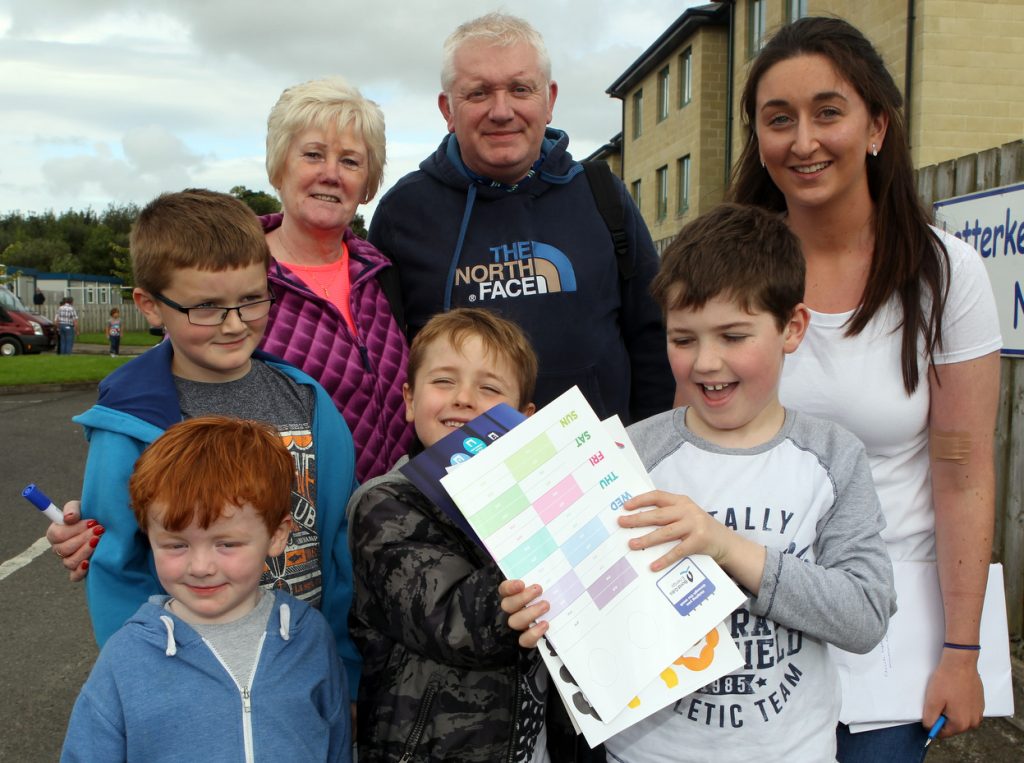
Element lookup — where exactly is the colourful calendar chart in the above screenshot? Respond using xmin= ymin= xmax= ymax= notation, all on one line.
xmin=441 ymin=386 xmax=745 ymax=720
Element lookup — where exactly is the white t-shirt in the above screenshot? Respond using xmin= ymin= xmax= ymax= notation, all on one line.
xmin=779 ymin=229 xmax=1001 ymax=562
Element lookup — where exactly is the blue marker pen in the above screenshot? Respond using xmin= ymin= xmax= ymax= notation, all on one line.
xmin=21 ymin=484 xmax=65 ymax=524
xmin=925 ymin=714 xmax=947 ymax=749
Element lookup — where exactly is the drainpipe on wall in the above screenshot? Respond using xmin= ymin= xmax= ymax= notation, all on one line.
xmin=724 ymin=0 xmax=736 ymax=188
xmin=619 ymin=99 xmax=626 ymax=181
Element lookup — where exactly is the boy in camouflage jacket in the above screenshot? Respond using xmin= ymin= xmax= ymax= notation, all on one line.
xmin=347 ymin=309 xmax=550 ymax=763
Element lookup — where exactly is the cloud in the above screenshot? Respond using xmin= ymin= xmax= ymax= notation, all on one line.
xmin=0 ymin=0 xmax=700 ymax=214
xmin=40 ymin=125 xmax=202 ymax=204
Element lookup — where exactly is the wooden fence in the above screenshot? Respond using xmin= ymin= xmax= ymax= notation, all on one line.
xmin=917 ymin=139 xmax=1024 ymax=648
xmin=31 ymin=300 xmax=150 ymax=335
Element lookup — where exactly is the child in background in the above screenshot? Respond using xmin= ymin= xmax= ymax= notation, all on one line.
xmin=107 ymin=307 xmax=121 ymax=357
xmin=347 ymin=308 xmax=549 ymax=763
xmin=502 ymin=204 xmax=895 ymax=762
xmin=61 ymin=417 xmax=351 ymax=762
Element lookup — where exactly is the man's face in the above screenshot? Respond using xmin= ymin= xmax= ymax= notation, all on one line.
xmin=439 ymin=40 xmax=557 ymax=185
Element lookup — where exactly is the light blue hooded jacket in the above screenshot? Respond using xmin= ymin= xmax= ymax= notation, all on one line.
xmin=74 ymin=340 xmax=361 ymax=692
xmin=61 ymin=591 xmax=351 ymax=763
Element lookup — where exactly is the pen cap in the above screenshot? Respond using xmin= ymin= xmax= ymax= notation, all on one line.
xmin=21 ymin=483 xmax=52 ymax=511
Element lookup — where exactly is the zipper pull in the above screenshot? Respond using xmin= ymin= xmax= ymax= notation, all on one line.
xmin=242 ymin=687 xmax=252 ymax=713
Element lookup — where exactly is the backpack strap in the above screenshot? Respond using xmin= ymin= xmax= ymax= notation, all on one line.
xmin=376 ymin=263 xmax=406 ymax=333
xmin=581 ymin=160 xmax=635 ymax=281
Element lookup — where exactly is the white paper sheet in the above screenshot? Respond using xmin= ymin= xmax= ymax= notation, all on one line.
xmin=543 ymin=622 xmax=744 ymax=747
xmin=830 ymin=561 xmax=1014 ymax=728
xmin=441 ymin=387 xmax=746 ymax=720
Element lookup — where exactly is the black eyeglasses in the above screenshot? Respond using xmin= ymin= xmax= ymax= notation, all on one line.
xmin=153 ymin=290 xmax=276 ymax=326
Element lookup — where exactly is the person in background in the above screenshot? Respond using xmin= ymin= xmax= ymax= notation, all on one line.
xmin=57 ymin=296 xmax=78 ymax=355
xmin=107 ymin=307 xmax=121 ymax=357
xmin=729 ymin=16 xmax=1001 ymax=760
xmin=368 ymin=12 xmax=673 ymax=425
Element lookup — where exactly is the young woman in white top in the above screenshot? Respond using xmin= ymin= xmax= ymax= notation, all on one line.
xmin=728 ymin=16 xmax=1001 ymax=762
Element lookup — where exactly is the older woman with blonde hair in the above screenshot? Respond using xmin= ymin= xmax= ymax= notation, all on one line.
xmin=259 ymin=76 xmax=412 ymax=482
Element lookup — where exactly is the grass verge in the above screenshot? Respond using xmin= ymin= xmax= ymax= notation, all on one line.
xmin=0 ymin=354 xmax=132 ymax=386
xmin=76 ymin=331 xmax=161 ymax=347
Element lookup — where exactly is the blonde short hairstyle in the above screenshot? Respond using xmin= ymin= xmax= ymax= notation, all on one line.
xmin=441 ymin=12 xmax=551 ymax=94
xmin=265 ymin=76 xmax=386 ymax=202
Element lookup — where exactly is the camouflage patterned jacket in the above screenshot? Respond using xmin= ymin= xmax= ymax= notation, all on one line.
xmin=348 ymin=463 xmax=546 ymax=763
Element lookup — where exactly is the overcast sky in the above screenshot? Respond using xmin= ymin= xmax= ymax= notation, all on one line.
xmin=0 ymin=0 xmax=702 ymax=222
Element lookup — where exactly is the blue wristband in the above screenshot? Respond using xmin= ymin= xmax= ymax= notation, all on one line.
xmin=943 ymin=641 xmax=981 ymax=651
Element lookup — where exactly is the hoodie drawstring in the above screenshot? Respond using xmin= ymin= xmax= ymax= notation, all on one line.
xmin=159 ymin=615 xmax=177 ymax=656
xmin=279 ymin=602 xmax=291 ymax=641
xmin=443 ymin=183 xmax=477 ymax=311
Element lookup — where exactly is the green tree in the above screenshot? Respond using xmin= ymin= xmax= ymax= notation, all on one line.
xmin=110 ymin=242 xmax=133 ymax=289
xmin=1 ymin=238 xmax=71 ymax=271
xmin=79 ymin=225 xmax=124 ymax=275
xmin=350 ymin=213 xmax=367 ymax=238
xmin=230 ymin=185 xmax=281 ymax=215
xmin=52 ymin=251 xmax=84 ymax=274
xmin=100 ymin=203 xmax=139 ymax=236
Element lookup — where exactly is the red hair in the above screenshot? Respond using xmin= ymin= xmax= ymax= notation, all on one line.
xmin=129 ymin=416 xmax=294 ymax=534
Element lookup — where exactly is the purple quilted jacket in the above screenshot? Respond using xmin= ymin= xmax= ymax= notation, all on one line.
xmin=260 ymin=214 xmax=413 ymax=482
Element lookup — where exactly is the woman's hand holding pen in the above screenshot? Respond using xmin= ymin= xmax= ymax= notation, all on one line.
xmin=45 ymin=500 xmax=102 ymax=582
xmin=922 ymin=649 xmax=985 ymax=738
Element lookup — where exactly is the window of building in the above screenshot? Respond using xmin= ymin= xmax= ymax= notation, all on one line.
xmin=749 ymin=0 xmax=768 ymax=56
xmin=631 ymin=179 xmax=642 ymax=212
xmin=787 ymin=0 xmax=808 ymax=22
xmin=677 ymin=155 xmax=691 ymax=215
xmin=86 ymin=286 xmax=95 ymax=304
xmin=657 ymin=66 xmax=670 ymax=122
xmin=678 ymin=48 xmax=692 ymax=107
xmin=656 ymin=166 xmax=669 ymax=221
xmin=632 ymin=89 xmax=643 ymax=138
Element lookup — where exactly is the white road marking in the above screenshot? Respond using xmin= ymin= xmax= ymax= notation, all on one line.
xmin=0 ymin=537 xmax=51 ymax=582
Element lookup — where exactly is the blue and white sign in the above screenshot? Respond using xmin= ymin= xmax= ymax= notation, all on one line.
xmin=934 ymin=181 xmax=1024 ymax=356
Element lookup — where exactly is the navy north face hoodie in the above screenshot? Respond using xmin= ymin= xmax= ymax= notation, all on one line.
xmin=369 ymin=128 xmax=673 ymax=423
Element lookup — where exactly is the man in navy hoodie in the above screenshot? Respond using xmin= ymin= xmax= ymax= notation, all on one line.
xmin=368 ymin=12 xmax=673 ymax=425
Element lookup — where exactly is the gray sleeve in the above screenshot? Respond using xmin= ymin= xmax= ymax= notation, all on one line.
xmin=750 ymin=417 xmax=896 ymax=654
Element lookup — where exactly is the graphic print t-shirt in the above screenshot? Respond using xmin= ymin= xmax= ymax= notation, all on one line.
xmin=176 ymin=360 xmax=323 ymax=606
xmin=605 ymin=412 xmax=871 ymax=763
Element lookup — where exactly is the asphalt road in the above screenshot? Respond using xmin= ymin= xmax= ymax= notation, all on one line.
xmin=0 ymin=387 xmax=1020 ymax=761
xmin=0 ymin=388 xmax=98 ymax=762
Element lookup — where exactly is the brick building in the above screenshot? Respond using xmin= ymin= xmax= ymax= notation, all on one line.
xmin=601 ymin=0 xmax=1024 ymax=249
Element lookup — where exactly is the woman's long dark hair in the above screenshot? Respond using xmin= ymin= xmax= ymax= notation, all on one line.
xmin=729 ymin=16 xmax=948 ymax=395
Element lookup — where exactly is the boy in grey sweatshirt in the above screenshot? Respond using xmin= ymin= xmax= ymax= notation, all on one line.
xmin=502 ymin=203 xmax=895 ymax=762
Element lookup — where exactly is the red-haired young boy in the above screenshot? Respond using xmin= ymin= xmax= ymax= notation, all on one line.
xmin=62 ymin=417 xmax=350 ymax=763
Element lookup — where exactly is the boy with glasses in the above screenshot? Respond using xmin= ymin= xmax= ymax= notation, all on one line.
xmin=71 ymin=189 xmax=361 ymax=695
